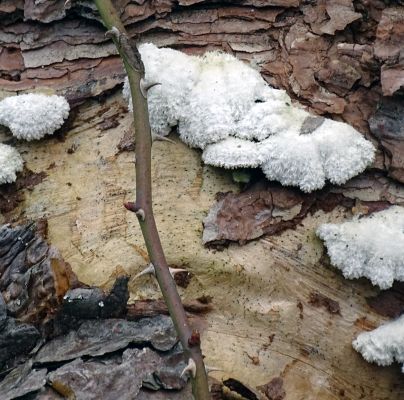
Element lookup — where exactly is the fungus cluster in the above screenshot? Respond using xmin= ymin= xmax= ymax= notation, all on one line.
xmin=0 ymin=94 xmax=70 ymax=141
xmin=124 ymin=43 xmax=375 ymax=192
xmin=353 ymin=315 xmax=404 ymax=373
xmin=0 ymin=93 xmax=70 ymax=184
xmin=0 ymin=143 xmax=23 ymax=184
xmin=317 ymin=206 xmax=404 ymax=372
xmin=317 ymin=206 xmax=404 ymax=290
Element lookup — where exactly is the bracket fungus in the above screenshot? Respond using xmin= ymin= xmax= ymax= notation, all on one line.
xmin=353 ymin=314 xmax=404 ymax=372
xmin=0 ymin=93 xmax=70 ymax=141
xmin=317 ymin=206 xmax=404 ymax=290
xmin=124 ymin=43 xmax=375 ymax=192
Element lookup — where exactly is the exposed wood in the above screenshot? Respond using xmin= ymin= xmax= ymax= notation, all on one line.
xmin=1 ymin=94 xmax=404 ymax=398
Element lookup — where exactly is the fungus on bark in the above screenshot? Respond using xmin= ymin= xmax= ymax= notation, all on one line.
xmin=123 ymin=44 xmax=375 ymax=192
xmin=202 ymin=138 xmax=265 ymax=169
xmin=0 ymin=143 xmax=24 ymax=184
xmin=0 ymin=93 xmax=70 ymax=184
xmin=0 ymin=94 xmax=70 ymax=141
xmin=261 ymin=119 xmax=375 ymax=192
xmin=317 ymin=206 xmax=404 ymax=290
xmin=353 ymin=314 xmax=404 ymax=372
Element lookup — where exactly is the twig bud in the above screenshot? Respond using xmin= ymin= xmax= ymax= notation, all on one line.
xmin=188 ymin=329 xmax=201 ymax=347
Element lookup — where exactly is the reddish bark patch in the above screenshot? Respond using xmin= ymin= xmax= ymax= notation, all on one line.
xmin=35 ymin=217 xmax=48 ymax=239
xmin=98 ymin=115 xmax=120 ymax=131
xmin=354 ymin=317 xmax=377 ymax=331
xmin=297 ymin=301 xmax=304 ymax=319
xmin=203 ymin=181 xmax=355 ymax=247
xmin=188 ymin=329 xmax=201 ymax=347
xmin=309 ymin=292 xmax=341 ymax=315
xmin=369 ymin=96 xmax=404 ymax=183
xmin=117 ymin=130 xmax=136 ymax=153
xmin=257 ymin=377 xmax=286 ymax=400
xmin=204 ymin=169 xmax=404 ymax=248
xmin=173 ymin=270 xmax=192 ymax=288
xmin=126 ymin=298 xmax=213 ymax=320
xmin=374 ymin=7 xmax=404 ymax=96
xmin=203 ymin=182 xmax=306 ymax=246
xmin=0 ymin=0 xmax=398 ymax=163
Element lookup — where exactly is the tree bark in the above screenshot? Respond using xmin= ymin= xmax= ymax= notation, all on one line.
xmin=1 ymin=1 xmax=404 ymax=399
xmin=1 ymin=1 xmax=403 ymax=180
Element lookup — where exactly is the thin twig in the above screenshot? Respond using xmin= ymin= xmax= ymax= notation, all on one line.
xmin=93 ymin=1 xmax=210 ymax=399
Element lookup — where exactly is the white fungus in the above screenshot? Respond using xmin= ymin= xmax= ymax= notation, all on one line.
xmin=235 ymin=92 xmax=308 ymax=141
xmin=260 ymin=118 xmax=375 ymax=192
xmin=123 ymin=43 xmax=375 ymax=192
xmin=317 ymin=206 xmax=404 ymax=289
xmin=125 ymin=43 xmax=266 ymax=148
xmin=133 ymin=44 xmax=201 ymax=137
xmin=179 ymin=51 xmax=267 ymax=148
xmin=202 ymin=137 xmax=265 ymax=169
xmin=261 ymin=132 xmax=327 ymax=192
xmin=0 ymin=94 xmax=70 ymax=140
xmin=353 ymin=314 xmax=404 ymax=372
xmin=310 ymin=119 xmax=376 ymax=185
xmin=0 ymin=143 xmax=24 ymax=184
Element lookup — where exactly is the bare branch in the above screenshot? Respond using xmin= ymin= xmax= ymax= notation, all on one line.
xmin=94 ymin=1 xmax=210 ymax=398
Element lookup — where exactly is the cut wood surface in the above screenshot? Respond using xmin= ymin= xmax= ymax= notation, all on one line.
xmin=1 ymin=94 xmax=404 ymax=399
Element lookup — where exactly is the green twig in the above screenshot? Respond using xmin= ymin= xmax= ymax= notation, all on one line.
xmin=93 ymin=1 xmax=210 ymax=398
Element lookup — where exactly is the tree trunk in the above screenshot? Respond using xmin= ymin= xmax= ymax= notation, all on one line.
xmin=1 ymin=1 xmax=404 ymax=399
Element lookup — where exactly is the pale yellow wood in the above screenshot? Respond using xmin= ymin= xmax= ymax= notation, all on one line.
xmin=2 ymin=94 xmax=404 ymax=399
